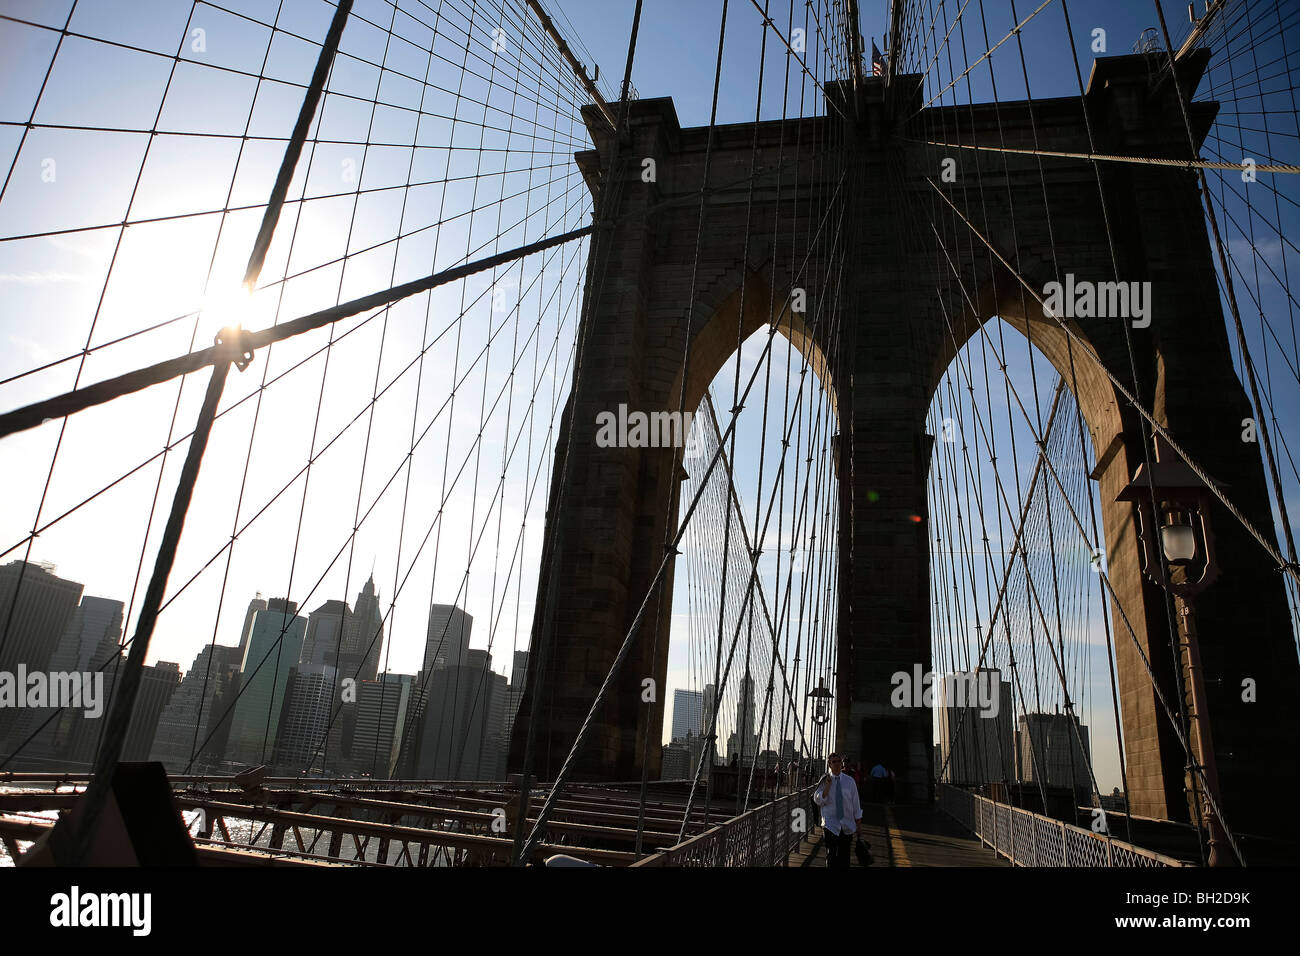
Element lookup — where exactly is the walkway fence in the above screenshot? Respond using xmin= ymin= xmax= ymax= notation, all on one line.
xmin=937 ymin=784 xmax=1186 ymax=867
xmin=631 ymin=784 xmax=817 ymax=867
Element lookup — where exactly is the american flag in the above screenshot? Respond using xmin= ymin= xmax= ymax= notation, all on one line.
xmin=871 ymin=40 xmax=885 ymax=77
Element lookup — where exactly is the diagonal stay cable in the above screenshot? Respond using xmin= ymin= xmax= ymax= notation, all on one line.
xmin=908 ymin=138 xmax=1300 ymax=174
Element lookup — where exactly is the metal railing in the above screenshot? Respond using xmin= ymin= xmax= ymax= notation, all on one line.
xmin=630 ymin=785 xmax=817 ymax=867
xmin=937 ymin=784 xmax=1187 ymax=867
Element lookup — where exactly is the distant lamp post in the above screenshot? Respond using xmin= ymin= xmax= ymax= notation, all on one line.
xmin=808 ymin=678 xmax=833 ymax=765
xmin=1118 ymin=434 xmax=1231 ymax=865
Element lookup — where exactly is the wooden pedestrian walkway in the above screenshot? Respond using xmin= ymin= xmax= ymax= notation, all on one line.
xmin=788 ymin=802 xmax=1008 ymax=867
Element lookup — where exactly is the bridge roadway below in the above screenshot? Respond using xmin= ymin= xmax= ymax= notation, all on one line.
xmin=788 ymin=802 xmax=1007 ymax=867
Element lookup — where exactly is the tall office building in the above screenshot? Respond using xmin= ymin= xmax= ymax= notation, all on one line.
xmin=671 ymin=688 xmax=704 ymax=741
xmin=0 ymin=560 xmax=84 ymax=675
xmin=273 ymin=662 xmax=337 ymax=774
xmin=324 ymin=691 xmax=355 ymax=777
xmin=225 ymin=599 xmax=306 ymax=768
xmin=4 ymin=593 xmax=126 ymax=765
xmin=487 ymin=664 xmax=510 ymax=780
xmin=150 ymin=644 xmax=244 ymax=773
xmin=237 ymin=594 xmax=267 ymax=658
xmin=47 ymin=595 xmax=123 ymax=673
xmin=422 ymin=604 xmax=472 ymax=675
xmin=199 ymin=646 xmax=246 ymax=771
xmin=511 ymin=650 xmax=529 ymax=684
xmin=123 ymin=660 xmax=181 ymax=761
xmin=661 ymin=740 xmax=692 ymax=779
xmin=684 ymin=732 xmax=713 ymax=778
xmin=661 ymin=731 xmax=711 ymax=780
xmin=700 ymin=683 xmax=720 ymax=766
xmin=350 ymin=672 xmax=416 ymax=779
xmin=340 ymin=574 xmax=384 ymax=682
xmin=43 ymin=654 xmax=117 ymax=769
xmin=395 ymin=683 xmax=427 ymax=779
xmin=392 ymin=604 xmax=472 ymax=775
xmin=410 ymin=649 xmax=505 ymax=780
xmin=727 ymin=672 xmax=758 ymax=763
xmin=299 ymin=600 xmax=351 ymax=667
xmin=0 ymin=561 xmax=85 ymax=752
xmin=1017 ymin=711 xmax=1092 ymax=794
xmin=498 ymin=650 xmax=529 ymax=777
xmin=936 ymin=668 xmax=1014 ymax=786
xmin=57 ymin=656 xmax=181 ymax=767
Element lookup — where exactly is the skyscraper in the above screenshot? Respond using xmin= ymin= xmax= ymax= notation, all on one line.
xmin=350 ymin=672 xmax=416 ymax=779
xmin=0 ymin=561 xmax=85 ymax=752
xmin=486 ymin=664 xmax=510 ymax=780
xmin=936 ymin=668 xmax=1014 ymax=786
xmin=273 ymin=661 xmax=337 ymax=774
xmin=499 ymin=650 xmax=529 ymax=777
xmin=122 ymin=660 xmax=181 ymax=761
xmin=340 ymin=574 xmax=384 ymax=682
xmin=47 ymin=595 xmax=123 ymax=673
xmin=660 ymin=740 xmax=692 ymax=779
xmin=395 ymin=683 xmax=426 ymax=779
xmin=3 ymin=592 xmax=125 ymax=765
xmin=727 ymin=672 xmax=758 ymax=763
xmin=661 ymin=732 xmax=710 ymax=780
xmin=422 ymin=604 xmax=472 ymax=675
xmin=1017 ymin=711 xmax=1092 ymax=794
xmin=150 ymin=643 xmax=244 ymax=773
xmin=671 ymin=688 xmax=704 ymax=741
xmin=237 ymin=593 xmax=267 ymax=659
xmin=299 ymin=600 xmax=351 ymax=667
xmin=225 ymin=599 xmax=306 ymax=768
xmin=0 ymin=560 xmax=84 ymax=675
xmin=62 ymin=657 xmax=181 ymax=766
xmin=701 ymin=682 xmax=720 ymax=766
xmin=410 ymin=649 xmax=505 ymax=780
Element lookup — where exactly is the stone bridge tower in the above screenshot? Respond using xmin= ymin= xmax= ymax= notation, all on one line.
xmin=509 ymin=52 xmax=1300 ymax=842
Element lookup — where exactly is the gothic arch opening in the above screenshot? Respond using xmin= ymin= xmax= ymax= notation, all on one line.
xmin=658 ymin=274 xmax=841 ymax=796
xmin=924 ymin=301 xmax=1126 ymax=806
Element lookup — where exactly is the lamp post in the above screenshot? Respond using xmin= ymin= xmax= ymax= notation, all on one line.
xmin=808 ymin=677 xmax=834 ymax=768
xmin=1117 ymin=434 xmax=1231 ymax=865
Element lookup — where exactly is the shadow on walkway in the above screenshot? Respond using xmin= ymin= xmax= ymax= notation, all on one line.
xmin=788 ymin=802 xmax=1008 ymax=867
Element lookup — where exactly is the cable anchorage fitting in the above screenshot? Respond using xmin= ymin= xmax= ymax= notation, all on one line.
xmin=214 ymin=326 xmax=256 ymax=372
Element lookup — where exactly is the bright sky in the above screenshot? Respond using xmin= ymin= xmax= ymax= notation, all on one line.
xmin=0 ymin=0 xmax=593 ymax=706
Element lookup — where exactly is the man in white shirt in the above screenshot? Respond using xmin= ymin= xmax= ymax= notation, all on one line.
xmin=812 ymin=752 xmax=862 ymax=868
